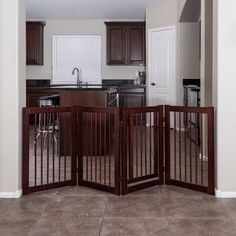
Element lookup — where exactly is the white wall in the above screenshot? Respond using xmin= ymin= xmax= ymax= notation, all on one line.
xmin=0 ymin=0 xmax=26 ymax=197
xmin=216 ymin=0 xmax=236 ymax=196
xmin=26 ymin=20 xmax=141 ymax=81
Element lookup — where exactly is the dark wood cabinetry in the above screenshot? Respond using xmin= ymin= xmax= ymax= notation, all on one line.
xmin=105 ymin=22 xmax=145 ymax=65
xmin=119 ymin=87 xmax=146 ymax=107
xmin=26 ymin=22 xmax=45 ymax=65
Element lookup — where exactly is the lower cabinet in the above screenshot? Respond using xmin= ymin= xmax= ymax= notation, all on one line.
xmin=119 ymin=86 xmax=146 ymax=124
xmin=119 ymin=87 xmax=146 ymax=108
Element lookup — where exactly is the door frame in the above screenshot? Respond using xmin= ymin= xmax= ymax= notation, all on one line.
xmin=148 ymin=25 xmax=177 ymax=106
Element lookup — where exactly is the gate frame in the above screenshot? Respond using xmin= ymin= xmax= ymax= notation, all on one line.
xmin=22 ymin=106 xmax=77 ymax=195
xmin=165 ymin=105 xmax=215 ymax=195
xmin=77 ymin=106 xmax=121 ymax=195
xmin=121 ymin=106 xmax=164 ymax=195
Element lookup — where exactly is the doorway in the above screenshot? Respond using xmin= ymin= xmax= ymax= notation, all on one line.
xmin=148 ymin=26 xmax=176 ymax=107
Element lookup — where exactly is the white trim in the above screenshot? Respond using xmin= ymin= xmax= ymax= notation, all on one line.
xmin=0 ymin=190 xmax=22 ymax=199
xmin=215 ymin=189 xmax=236 ymax=198
xmin=148 ymin=25 xmax=177 ymax=106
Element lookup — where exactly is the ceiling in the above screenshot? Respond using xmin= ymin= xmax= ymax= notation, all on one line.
xmin=26 ymin=0 xmax=159 ymax=20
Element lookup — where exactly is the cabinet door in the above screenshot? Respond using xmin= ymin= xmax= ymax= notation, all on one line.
xmin=127 ymin=25 xmax=146 ymax=65
xmin=106 ymin=26 xmax=126 ymax=64
xmin=26 ymin=22 xmax=45 ymax=65
xmin=119 ymin=93 xmax=145 ymax=108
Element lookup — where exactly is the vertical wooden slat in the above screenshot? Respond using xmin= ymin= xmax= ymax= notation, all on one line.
xmin=108 ymin=113 xmax=111 ymax=186
xmin=158 ymin=106 xmax=164 ymax=185
xmin=149 ymin=112 xmax=152 ymax=175
xmin=165 ymin=106 xmax=171 ymax=184
xmin=179 ymin=112 xmax=182 ymax=181
xmin=129 ymin=113 xmax=134 ymax=179
xmin=114 ymin=108 xmax=120 ymax=195
xmin=122 ymin=109 xmax=128 ymax=195
xmin=195 ymin=113 xmax=198 ymax=185
xmin=86 ymin=113 xmax=89 ymax=181
xmin=71 ymin=106 xmax=78 ymax=186
xmin=99 ymin=113 xmax=102 ymax=183
xmin=184 ymin=112 xmax=187 ymax=182
xmin=22 ymin=108 xmax=30 ymax=195
xmin=140 ymin=112 xmax=143 ymax=176
xmin=135 ymin=113 xmax=139 ymax=177
xmin=189 ymin=113 xmax=192 ymax=183
xmin=153 ymin=111 xmax=158 ymax=174
xmin=34 ymin=113 xmax=37 ymax=186
xmin=52 ymin=112 xmax=55 ymax=183
xmin=200 ymin=114 xmax=204 ymax=185
xmin=207 ymin=107 xmax=215 ymax=195
xmin=144 ymin=113 xmax=147 ymax=176
xmin=47 ymin=113 xmax=50 ymax=184
xmin=174 ymin=112 xmax=177 ymax=180
xmin=41 ymin=112 xmax=44 ymax=184
xmin=90 ymin=112 xmax=93 ymax=182
xmin=104 ymin=113 xmax=107 ymax=185
xmin=95 ymin=113 xmax=97 ymax=183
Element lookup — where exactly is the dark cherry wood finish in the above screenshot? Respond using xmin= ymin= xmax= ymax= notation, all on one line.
xmin=165 ymin=105 xmax=215 ymax=195
xmin=122 ymin=106 xmax=164 ymax=194
xmin=119 ymin=87 xmax=146 ymax=108
xmin=26 ymin=22 xmax=45 ymax=65
xmin=105 ymin=22 xmax=146 ymax=65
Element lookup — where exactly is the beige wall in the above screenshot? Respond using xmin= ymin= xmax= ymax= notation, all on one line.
xmin=0 ymin=0 xmax=26 ymax=196
xmin=26 ymin=20 xmax=141 ymax=81
xmin=178 ymin=23 xmax=200 ymax=104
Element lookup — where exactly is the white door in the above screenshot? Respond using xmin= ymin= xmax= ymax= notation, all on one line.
xmin=52 ymin=35 xmax=102 ymax=85
xmin=149 ymin=27 xmax=176 ymax=106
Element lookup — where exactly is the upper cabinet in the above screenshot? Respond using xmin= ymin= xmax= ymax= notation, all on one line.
xmin=26 ymin=22 xmax=45 ymax=65
xmin=105 ymin=22 xmax=146 ymax=65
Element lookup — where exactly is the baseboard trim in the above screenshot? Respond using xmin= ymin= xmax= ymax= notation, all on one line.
xmin=0 ymin=190 xmax=22 ymax=199
xmin=215 ymin=189 xmax=236 ymax=198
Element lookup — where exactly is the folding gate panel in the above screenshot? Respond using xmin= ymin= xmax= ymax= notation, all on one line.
xmin=77 ymin=107 xmax=120 ymax=195
xmin=122 ymin=106 xmax=163 ymax=194
xmin=22 ymin=107 xmax=77 ymax=195
xmin=165 ymin=106 xmax=214 ymax=195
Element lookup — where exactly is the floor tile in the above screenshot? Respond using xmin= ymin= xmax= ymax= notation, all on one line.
xmin=165 ymin=197 xmax=230 ymax=219
xmin=44 ymin=196 xmax=108 ymax=217
xmin=169 ymin=218 xmax=236 ymax=236
xmin=0 ymin=219 xmax=37 ymax=236
xmin=105 ymin=196 xmax=166 ymax=218
xmin=29 ymin=216 xmax=102 ymax=236
xmin=101 ymin=217 xmax=170 ymax=236
xmin=220 ymin=199 xmax=236 ymax=218
xmin=160 ymin=185 xmax=214 ymax=200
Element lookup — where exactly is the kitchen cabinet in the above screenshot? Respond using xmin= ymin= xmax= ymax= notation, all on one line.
xmin=105 ymin=22 xmax=145 ymax=65
xmin=119 ymin=87 xmax=146 ymax=108
xmin=26 ymin=87 xmax=49 ymax=107
xmin=26 ymin=22 xmax=45 ymax=65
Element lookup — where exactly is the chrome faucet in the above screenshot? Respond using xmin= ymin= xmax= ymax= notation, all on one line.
xmin=72 ymin=67 xmax=82 ymax=85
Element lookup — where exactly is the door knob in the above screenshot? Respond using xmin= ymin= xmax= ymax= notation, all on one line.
xmin=151 ymin=82 xmax=156 ymax=86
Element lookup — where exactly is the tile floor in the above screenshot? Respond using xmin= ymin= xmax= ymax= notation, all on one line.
xmin=1 ymin=186 xmax=236 ymax=236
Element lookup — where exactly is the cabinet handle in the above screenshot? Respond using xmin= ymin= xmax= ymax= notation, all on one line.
xmin=151 ymin=82 xmax=156 ymax=86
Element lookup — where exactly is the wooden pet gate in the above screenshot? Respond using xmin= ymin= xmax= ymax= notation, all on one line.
xmin=22 ymin=105 xmax=214 ymax=195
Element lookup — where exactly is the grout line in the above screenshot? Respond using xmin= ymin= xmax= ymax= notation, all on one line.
xmin=99 ymin=197 xmax=108 ymax=236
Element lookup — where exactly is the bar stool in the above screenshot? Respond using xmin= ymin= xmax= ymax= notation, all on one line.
xmin=34 ymin=97 xmax=59 ymax=147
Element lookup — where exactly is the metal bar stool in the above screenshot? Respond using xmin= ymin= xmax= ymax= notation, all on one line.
xmin=35 ymin=96 xmax=59 ymax=148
